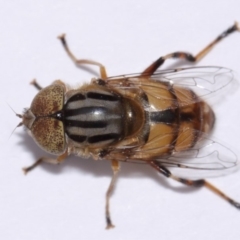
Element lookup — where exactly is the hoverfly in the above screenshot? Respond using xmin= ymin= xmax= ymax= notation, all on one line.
xmin=16 ymin=22 xmax=240 ymax=229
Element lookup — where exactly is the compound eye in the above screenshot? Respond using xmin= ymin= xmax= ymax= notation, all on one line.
xmin=31 ymin=118 xmax=66 ymax=154
xmin=30 ymin=85 xmax=64 ymax=116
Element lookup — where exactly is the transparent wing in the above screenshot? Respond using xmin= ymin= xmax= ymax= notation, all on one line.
xmin=105 ymin=66 xmax=238 ymax=179
xmin=155 ymin=133 xmax=239 ymax=179
xmin=151 ymin=66 xmax=235 ymax=98
xmin=115 ymin=133 xmax=239 ymax=179
xmin=106 ymin=66 xmax=236 ymax=107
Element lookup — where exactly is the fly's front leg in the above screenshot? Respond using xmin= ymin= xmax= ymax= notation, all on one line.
xmin=22 ymin=150 xmax=69 ymax=175
xmin=105 ymin=160 xmax=120 ymax=229
xmin=30 ymin=79 xmax=43 ymax=91
xmin=142 ymin=22 xmax=240 ymax=75
xmin=58 ymin=34 xmax=108 ymax=79
xmin=150 ymin=161 xmax=240 ymax=210
xmin=30 ymin=79 xmax=67 ymax=91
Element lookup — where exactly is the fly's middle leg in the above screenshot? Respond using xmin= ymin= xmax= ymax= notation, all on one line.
xmin=58 ymin=34 xmax=108 ymax=79
xmin=149 ymin=161 xmax=240 ymax=210
xmin=142 ymin=22 xmax=239 ymax=76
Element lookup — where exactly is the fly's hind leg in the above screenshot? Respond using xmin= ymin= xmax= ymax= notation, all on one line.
xmin=150 ymin=161 xmax=240 ymax=209
xmin=22 ymin=150 xmax=69 ymax=175
xmin=105 ymin=160 xmax=120 ymax=229
xmin=142 ymin=22 xmax=240 ymax=76
xmin=58 ymin=34 xmax=108 ymax=79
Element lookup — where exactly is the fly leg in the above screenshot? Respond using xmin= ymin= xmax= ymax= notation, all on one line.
xmin=149 ymin=161 xmax=240 ymax=210
xmin=30 ymin=79 xmax=67 ymax=91
xmin=58 ymin=34 xmax=108 ymax=79
xmin=30 ymin=79 xmax=43 ymax=90
xmin=22 ymin=150 xmax=69 ymax=175
xmin=142 ymin=22 xmax=240 ymax=75
xmin=105 ymin=160 xmax=120 ymax=229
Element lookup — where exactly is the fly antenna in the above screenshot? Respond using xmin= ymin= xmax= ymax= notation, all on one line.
xmin=8 ymin=122 xmax=23 ymax=140
xmin=6 ymin=102 xmax=23 ymax=140
xmin=6 ymin=102 xmax=23 ymax=118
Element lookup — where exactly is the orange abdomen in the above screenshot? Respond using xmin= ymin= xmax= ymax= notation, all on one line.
xmin=132 ymin=80 xmax=215 ymax=159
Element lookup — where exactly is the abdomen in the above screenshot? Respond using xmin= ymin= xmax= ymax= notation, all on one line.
xmin=131 ymin=79 xmax=215 ymax=160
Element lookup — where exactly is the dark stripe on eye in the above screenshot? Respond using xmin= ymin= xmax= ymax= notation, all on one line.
xmin=150 ymin=109 xmax=175 ymax=124
xmin=65 ymin=120 xmax=107 ymax=128
xmin=87 ymin=92 xmax=120 ymax=101
xmin=67 ymin=93 xmax=86 ymax=102
xmin=88 ymin=133 xmax=121 ymax=143
xmin=64 ymin=106 xmax=107 ymax=117
xmin=67 ymin=134 xmax=86 ymax=143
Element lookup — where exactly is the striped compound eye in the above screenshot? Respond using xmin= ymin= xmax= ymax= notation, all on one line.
xmin=23 ymin=84 xmax=66 ymax=154
xmin=31 ymin=117 xmax=66 ymax=155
